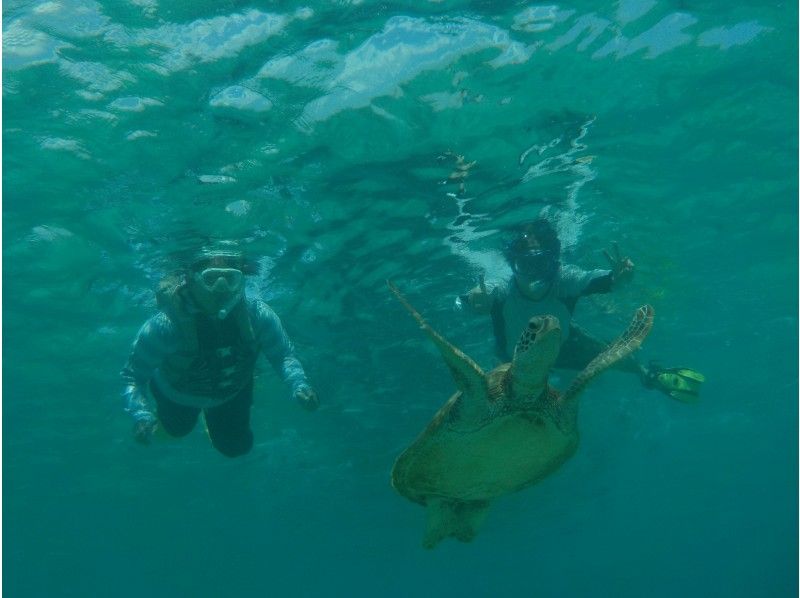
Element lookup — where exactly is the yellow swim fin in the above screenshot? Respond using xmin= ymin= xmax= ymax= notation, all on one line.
xmin=647 ymin=366 xmax=705 ymax=403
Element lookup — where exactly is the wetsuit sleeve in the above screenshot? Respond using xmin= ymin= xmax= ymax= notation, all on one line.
xmin=251 ymin=300 xmax=311 ymax=396
xmin=120 ymin=313 xmax=174 ymax=423
xmin=556 ymin=265 xmax=614 ymax=314
xmin=560 ymin=265 xmax=614 ymax=297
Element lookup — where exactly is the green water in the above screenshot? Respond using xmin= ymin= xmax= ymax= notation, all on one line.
xmin=3 ymin=1 xmax=797 ymax=596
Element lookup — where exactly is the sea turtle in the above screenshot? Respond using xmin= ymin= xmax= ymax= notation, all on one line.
xmin=387 ymin=281 xmax=654 ymax=548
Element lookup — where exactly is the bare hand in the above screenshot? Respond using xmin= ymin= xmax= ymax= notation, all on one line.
xmin=134 ymin=418 xmax=158 ymax=445
xmin=603 ymin=242 xmax=634 ymax=284
xmin=466 ymin=274 xmax=493 ymax=313
xmin=295 ymin=387 xmax=319 ymax=411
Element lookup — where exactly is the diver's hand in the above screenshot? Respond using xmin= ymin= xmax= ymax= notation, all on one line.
xmin=133 ymin=416 xmax=158 ymax=445
xmin=464 ymin=274 xmax=494 ymax=313
xmin=604 ymin=242 xmax=635 ymax=284
xmin=294 ymin=387 xmax=319 ymax=411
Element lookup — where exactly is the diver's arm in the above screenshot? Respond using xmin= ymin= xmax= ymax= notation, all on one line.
xmin=120 ymin=313 xmax=174 ymax=427
xmin=560 ymin=264 xmax=615 ymax=297
xmin=251 ymin=300 xmax=313 ymax=399
xmin=581 ymin=270 xmax=615 ymax=295
xmin=563 ymin=242 xmax=635 ymax=297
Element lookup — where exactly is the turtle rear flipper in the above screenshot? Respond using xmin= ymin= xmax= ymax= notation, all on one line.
xmin=563 ymin=305 xmax=654 ymax=403
xmin=423 ymin=499 xmax=490 ymax=549
xmin=389 ymin=281 xmax=489 ymax=423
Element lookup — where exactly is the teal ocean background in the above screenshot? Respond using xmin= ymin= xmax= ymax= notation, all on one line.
xmin=3 ymin=1 xmax=797 ymax=596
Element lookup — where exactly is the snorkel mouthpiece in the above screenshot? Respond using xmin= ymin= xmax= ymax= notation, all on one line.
xmin=215 ymin=282 xmax=243 ymax=320
xmin=522 ymin=279 xmax=551 ymax=297
xmin=215 ymin=293 xmax=240 ymax=320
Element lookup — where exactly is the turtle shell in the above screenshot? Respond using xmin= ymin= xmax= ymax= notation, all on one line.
xmin=391 ymin=369 xmax=578 ymax=505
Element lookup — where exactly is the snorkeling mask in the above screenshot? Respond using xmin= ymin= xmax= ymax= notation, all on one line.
xmin=188 ymin=251 xmax=246 ymax=320
xmin=511 ymin=249 xmax=558 ymax=281
xmin=509 ymin=248 xmax=559 ymax=299
xmin=505 ymin=219 xmax=561 ymax=299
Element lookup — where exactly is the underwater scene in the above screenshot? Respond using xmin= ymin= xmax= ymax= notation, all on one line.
xmin=3 ymin=0 xmax=798 ymax=596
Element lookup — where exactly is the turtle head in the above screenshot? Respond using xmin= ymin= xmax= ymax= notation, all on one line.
xmin=510 ymin=315 xmax=561 ymax=400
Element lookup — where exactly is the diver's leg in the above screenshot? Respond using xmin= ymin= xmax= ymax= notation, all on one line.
xmin=203 ymin=381 xmax=254 ymax=458
xmin=556 ymin=324 xmax=645 ymax=377
xmin=150 ymin=381 xmax=200 ymax=437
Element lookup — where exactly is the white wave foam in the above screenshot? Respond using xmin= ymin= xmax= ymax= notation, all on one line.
xmin=286 ymin=16 xmax=533 ymax=127
xmin=698 ymin=22 xmax=771 ymax=50
xmin=210 ymin=86 xmax=273 ymax=113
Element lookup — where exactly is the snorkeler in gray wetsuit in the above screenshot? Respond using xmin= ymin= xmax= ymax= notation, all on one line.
xmin=459 ymin=218 xmax=704 ymax=401
xmin=121 ymin=246 xmax=318 ymax=457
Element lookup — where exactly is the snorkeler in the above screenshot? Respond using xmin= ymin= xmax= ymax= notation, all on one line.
xmin=120 ymin=245 xmax=318 ymax=457
xmin=459 ymin=218 xmax=704 ymax=401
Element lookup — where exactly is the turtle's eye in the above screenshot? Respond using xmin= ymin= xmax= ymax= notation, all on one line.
xmin=528 ymin=318 xmax=543 ymax=334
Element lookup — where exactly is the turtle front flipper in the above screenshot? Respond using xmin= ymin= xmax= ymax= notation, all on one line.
xmin=388 ymin=281 xmax=489 ymax=422
xmin=563 ymin=305 xmax=654 ymax=403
